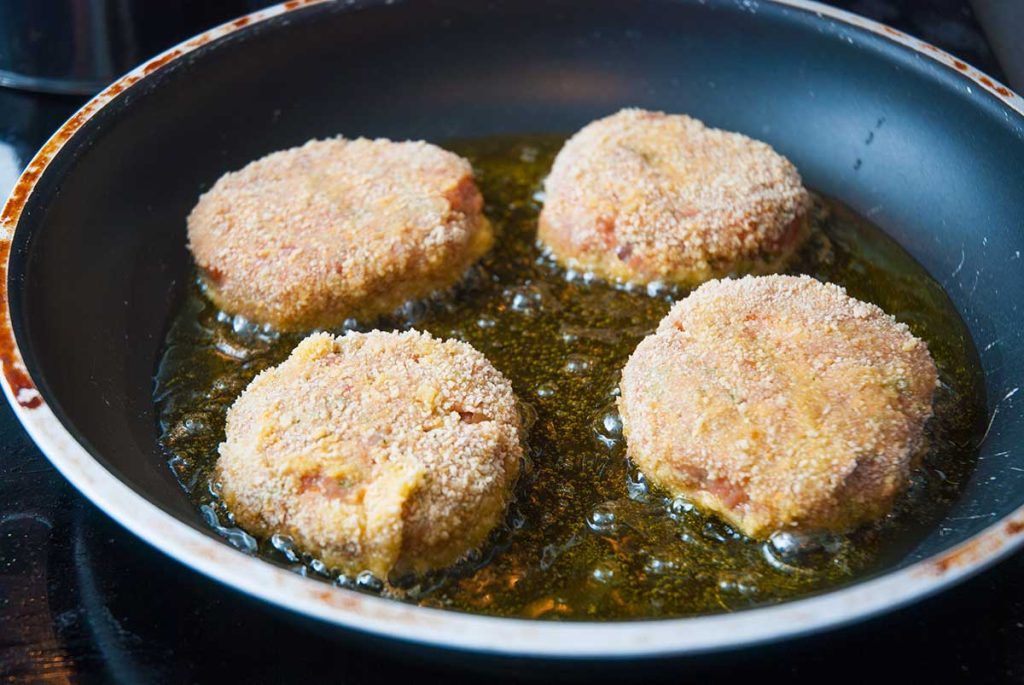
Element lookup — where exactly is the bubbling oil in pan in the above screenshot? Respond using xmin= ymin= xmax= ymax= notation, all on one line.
xmin=154 ymin=135 xmax=986 ymax=620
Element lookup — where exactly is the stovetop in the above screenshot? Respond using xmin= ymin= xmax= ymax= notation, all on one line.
xmin=1 ymin=2 xmax=1021 ymax=682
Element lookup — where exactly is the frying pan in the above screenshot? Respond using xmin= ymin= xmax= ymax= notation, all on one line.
xmin=3 ymin=0 xmax=1023 ymax=659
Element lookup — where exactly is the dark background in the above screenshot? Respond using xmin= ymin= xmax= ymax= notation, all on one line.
xmin=1 ymin=1 xmax=1021 ymax=682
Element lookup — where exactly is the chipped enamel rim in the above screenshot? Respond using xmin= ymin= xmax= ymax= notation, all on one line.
xmin=2 ymin=0 xmax=1023 ymax=658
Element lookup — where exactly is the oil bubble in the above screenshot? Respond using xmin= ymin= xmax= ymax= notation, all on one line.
xmin=601 ymin=412 xmax=623 ymax=436
xmin=668 ymin=497 xmax=694 ymax=519
xmin=200 ymin=504 xmax=257 ymax=554
xmin=626 ymin=468 xmax=648 ymax=501
xmin=517 ymin=400 xmax=538 ymax=432
xmin=766 ymin=530 xmax=844 ymax=568
xmin=213 ymin=338 xmax=250 ymax=360
xmin=181 ymin=415 xmax=207 ymax=434
xmin=535 ymin=384 xmax=556 ymax=398
xmin=591 ymin=562 xmax=618 ymax=583
xmin=645 ymin=281 xmax=668 ymax=297
xmin=165 ymin=414 xmax=209 ymax=445
xmin=271 ymin=533 xmax=300 ymax=562
xmin=356 ymin=571 xmax=385 ymax=593
xmin=761 ymin=542 xmax=809 ymax=575
xmin=677 ymin=531 xmax=706 ymax=548
xmin=215 ymin=528 xmax=254 ymax=557
xmin=593 ymin=408 xmax=623 ymax=449
xmin=717 ymin=573 xmax=758 ymax=597
xmin=400 ymin=298 xmax=428 ymax=323
xmin=701 ymin=519 xmax=739 ymax=543
xmin=643 ymin=556 xmax=678 ymax=575
xmin=511 ymin=292 xmax=538 ymax=313
xmin=587 ymin=504 xmax=619 ymax=534
xmin=211 ymin=377 xmax=240 ymax=396
xmin=258 ymin=322 xmax=279 ymax=340
xmin=564 ymin=355 xmax=593 ymax=373
xmin=230 ymin=314 xmax=254 ymax=336
xmin=229 ymin=314 xmax=275 ymax=342
xmin=505 ymin=283 xmax=543 ymax=314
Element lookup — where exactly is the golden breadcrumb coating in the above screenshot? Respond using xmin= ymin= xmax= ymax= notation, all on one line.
xmin=618 ymin=275 xmax=937 ymax=537
xmin=216 ymin=330 xmax=522 ymax=578
xmin=539 ymin=109 xmax=811 ymax=286
xmin=188 ymin=137 xmax=492 ymax=331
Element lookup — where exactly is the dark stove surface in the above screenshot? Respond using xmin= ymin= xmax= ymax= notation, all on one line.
xmin=1 ymin=2 xmax=1020 ymax=683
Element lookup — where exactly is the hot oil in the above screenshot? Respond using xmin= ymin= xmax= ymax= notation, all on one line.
xmin=154 ymin=134 xmax=986 ymax=620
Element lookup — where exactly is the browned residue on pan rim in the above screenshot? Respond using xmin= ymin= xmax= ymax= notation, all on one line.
xmin=917 ymin=515 xmax=1024 ymax=576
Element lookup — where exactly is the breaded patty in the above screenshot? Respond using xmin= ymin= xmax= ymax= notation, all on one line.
xmin=216 ymin=330 xmax=522 ymax=578
xmin=618 ymin=275 xmax=937 ymax=537
xmin=539 ymin=109 xmax=811 ymax=286
xmin=188 ymin=138 xmax=492 ymax=331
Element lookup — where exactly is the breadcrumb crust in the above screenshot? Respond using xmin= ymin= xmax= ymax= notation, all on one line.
xmin=618 ymin=275 xmax=938 ymax=537
xmin=188 ymin=137 xmax=492 ymax=331
xmin=216 ymin=330 xmax=522 ymax=578
xmin=539 ymin=109 xmax=811 ymax=286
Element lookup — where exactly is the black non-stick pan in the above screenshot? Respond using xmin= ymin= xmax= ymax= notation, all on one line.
xmin=3 ymin=0 xmax=1023 ymax=658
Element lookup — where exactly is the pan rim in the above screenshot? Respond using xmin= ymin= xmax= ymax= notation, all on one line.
xmin=2 ymin=0 xmax=1022 ymax=658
